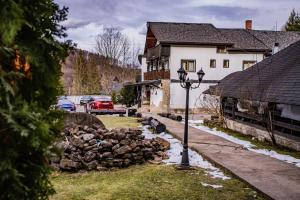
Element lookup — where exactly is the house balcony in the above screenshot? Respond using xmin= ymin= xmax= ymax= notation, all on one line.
xmin=146 ymin=45 xmax=170 ymax=61
xmin=144 ymin=70 xmax=170 ymax=80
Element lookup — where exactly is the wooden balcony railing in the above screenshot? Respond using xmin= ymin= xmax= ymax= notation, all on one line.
xmin=144 ymin=71 xmax=170 ymax=80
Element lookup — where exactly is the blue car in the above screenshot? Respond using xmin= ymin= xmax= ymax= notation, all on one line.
xmin=56 ymin=99 xmax=76 ymax=111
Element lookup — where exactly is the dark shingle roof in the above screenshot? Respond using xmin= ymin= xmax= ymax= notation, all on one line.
xmin=217 ymin=40 xmax=300 ymax=106
xmin=147 ymin=22 xmax=300 ymax=52
xmin=248 ymin=30 xmax=300 ymax=51
xmin=220 ymin=29 xmax=269 ymax=51
xmin=148 ymin=22 xmax=232 ymax=45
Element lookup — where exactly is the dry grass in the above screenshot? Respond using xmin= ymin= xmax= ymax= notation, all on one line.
xmin=97 ymin=116 xmax=140 ymax=129
xmin=51 ymin=164 xmax=264 ymax=200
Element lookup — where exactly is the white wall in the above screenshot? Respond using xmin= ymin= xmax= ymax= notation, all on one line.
xmin=169 ymin=46 xmax=264 ymax=80
xmin=141 ymin=57 xmax=147 ymax=81
xmin=170 ymin=82 xmax=211 ymax=109
xmin=150 ymin=87 xmax=163 ymax=107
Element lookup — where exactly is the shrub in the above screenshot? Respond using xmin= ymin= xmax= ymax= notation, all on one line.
xmin=118 ymin=86 xmax=136 ymax=107
xmin=0 ymin=0 xmax=71 ymax=199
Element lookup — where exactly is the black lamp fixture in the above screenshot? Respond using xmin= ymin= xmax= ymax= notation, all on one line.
xmin=177 ymin=65 xmax=205 ymax=169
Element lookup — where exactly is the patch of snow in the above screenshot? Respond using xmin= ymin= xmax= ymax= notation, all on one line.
xmin=201 ymin=182 xmax=223 ymax=189
xmin=188 ymin=120 xmax=300 ymax=168
xmin=141 ymin=126 xmax=230 ymax=180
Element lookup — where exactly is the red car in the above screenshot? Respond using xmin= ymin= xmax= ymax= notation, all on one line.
xmin=89 ymin=96 xmax=113 ymax=110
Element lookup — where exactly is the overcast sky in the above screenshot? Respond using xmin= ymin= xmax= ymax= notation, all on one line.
xmin=55 ymin=0 xmax=300 ymax=52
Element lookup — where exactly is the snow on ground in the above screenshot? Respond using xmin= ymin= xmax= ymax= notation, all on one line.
xmin=188 ymin=120 xmax=300 ymax=168
xmin=201 ymin=182 xmax=223 ymax=189
xmin=141 ymin=126 xmax=230 ymax=180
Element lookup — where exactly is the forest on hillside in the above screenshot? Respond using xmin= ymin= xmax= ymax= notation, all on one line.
xmin=61 ymin=49 xmax=140 ymax=95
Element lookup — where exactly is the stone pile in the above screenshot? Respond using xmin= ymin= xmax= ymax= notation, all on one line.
xmin=50 ymin=124 xmax=170 ymax=171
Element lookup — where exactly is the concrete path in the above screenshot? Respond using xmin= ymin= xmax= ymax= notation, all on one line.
xmin=145 ymin=113 xmax=300 ymax=200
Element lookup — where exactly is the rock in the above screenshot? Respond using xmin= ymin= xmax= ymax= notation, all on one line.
xmin=83 ymin=125 xmax=89 ymax=131
xmin=101 ymin=152 xmax=113 ymax=159
xmin=85 ymin=160 xmax=98 ymax=170
xmin=89 ymin=139 xmax=97 ymax=146
xmin=83 ymin=144 xmax=97 ymax=152
xmin=51 ymin=123 xmax=170 ymax=172
xmin=101 ymin=140 xmax=113 ymax=149
xmin=114 ymin=145 xmax=132 ymax=155
xmin=97 ymin=166 xmax=108 ymax=171
xmin=112 ymin=144 xmax=120 ymax=151
xmin=69 ymin=152 xmax=83 ymax=162
xmin=59 ymin=158 xmax=81 ymax=170
xmin=71 ymin=137 xmax=84 ymax=148
xmin=84 ymin=151 xmax=97 ymax=162
xmin=154 ymin=137 xmax=170 ymax=150
xmin=83 ymin=134 xmax=95 ymax=141
xmin=77 ymin=130 xmax=85 ymax=136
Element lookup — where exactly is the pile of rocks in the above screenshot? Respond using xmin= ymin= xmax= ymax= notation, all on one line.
xmin=50 ymin=124 xmax=170 ymax=171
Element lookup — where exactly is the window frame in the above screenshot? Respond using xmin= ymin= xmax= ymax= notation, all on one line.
xmin=181 ymin=59 xmax=196 ymax=72
xmin=210 ymin=59 xmax=216 ymax=68
xmin=223 ymin=59 xmax=230 ymax=68
xmin=242 ymin=60 xmax=256 ymax=70
xmin=217 ymin=46 xmax=227 ymax=53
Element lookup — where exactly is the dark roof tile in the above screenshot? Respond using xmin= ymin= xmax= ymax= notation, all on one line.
xmin=217 ymin=40 xmax=300 ymax=106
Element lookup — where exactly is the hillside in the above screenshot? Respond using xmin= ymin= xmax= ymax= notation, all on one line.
xmin=61 ymin=49 xmax=140 ymax=95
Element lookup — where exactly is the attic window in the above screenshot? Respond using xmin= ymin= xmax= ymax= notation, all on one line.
xmin=217 ymin=46 xmax=227 ymax=53
xmin=243 ymin=60 xmax=256 ymax=70
xmin=181 ymin=60 xmax=196 ymax=72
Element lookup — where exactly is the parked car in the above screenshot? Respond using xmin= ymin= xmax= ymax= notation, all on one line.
xmin=89 ymin=96 xmax=113 ymax=110
xmin=80 ymin=96 xmax=93 ymax=105
xmin=56 ymin=99 xmax=76 ymax=111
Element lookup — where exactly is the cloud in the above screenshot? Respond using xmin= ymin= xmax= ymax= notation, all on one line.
xmin=55 ymin=0 xmax=300 ymax=51
xmin=194 ymin=6 xmax=259 ymax=20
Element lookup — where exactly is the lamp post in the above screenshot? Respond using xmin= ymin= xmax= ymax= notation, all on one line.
xmin=177 ymin=66 xmax=205 ymax=169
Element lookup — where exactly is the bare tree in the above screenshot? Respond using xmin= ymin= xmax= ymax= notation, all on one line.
xmin=95 ymin=27 xmax=131 ymax=66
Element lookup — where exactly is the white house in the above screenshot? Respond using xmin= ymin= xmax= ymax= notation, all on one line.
xmin=137 ymin=20 xmax=300 ymax=113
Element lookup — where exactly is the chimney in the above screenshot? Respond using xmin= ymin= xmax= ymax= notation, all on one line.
xmin=272 ymin=42 xmax=279 ymax=54
xmin=245 ymin=20 xmax=252 ymax=30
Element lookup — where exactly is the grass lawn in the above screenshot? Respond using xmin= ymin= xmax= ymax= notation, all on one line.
xmin=51 ymin=117 xmax=265 ymax=200
xmin=51 ymin=164 xmax=264 ymax=200
xmin=97 ymin=116 xmax=141 ymax=129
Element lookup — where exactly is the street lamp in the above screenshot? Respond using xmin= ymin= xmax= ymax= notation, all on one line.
xmin=177 ymin=66 xmax=205 ymax=169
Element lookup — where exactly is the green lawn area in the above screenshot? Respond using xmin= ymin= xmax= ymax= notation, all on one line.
xmin=51 ymin=116 xmax=265 ymax=200
xmin=97 ymin=116 xmax=141 ymax=129
xmin=51 ymin=164 xmax=264 ymax=200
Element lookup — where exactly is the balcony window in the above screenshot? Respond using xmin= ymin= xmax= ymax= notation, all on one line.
xmin=181 ymin=59 xmax=196 ymax=72
xmin=210 ymin=59 xmax=216 ymax=68
xmin=147 ymin=62 xmax=150 ymax=72
xmin=165 ymin=60 xmax=169 ymax=71
xmin=223 ymin=59 xmax=229 ymax=68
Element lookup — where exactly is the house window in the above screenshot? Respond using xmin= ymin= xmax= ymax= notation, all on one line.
xmin=223 ymin=59 xmax=229 ymax=68
xmin=147 ymin=62 xmax=150 ymax=72
xmin=181 ymin=60 xmax=196 ymax=72
xmin=243 ymin=60 xmax=256 ymax=70
xmin=164 ymin=60 xmax=169 ymax=71
xmin=217 ymin=46 xmax=227 ymax=53
xmin=210 ymin=59 xmax=216 ymax=68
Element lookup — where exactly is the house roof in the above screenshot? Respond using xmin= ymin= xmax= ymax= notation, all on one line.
xmin=248 ymin=30 xmax=300 ymax=51
xmin=219 ymin=29 xmax=269 ymax=51
xmin=216 ymin=40 xmax=300 ymax=106
xmin=148 ymin=22 xmax=233 ymax=46
xmin=146 ymin=22 xmax=300 ymax=52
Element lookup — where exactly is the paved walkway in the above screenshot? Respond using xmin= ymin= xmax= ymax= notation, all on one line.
xmin=145 ymin=113 xmax=300 ymax=200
